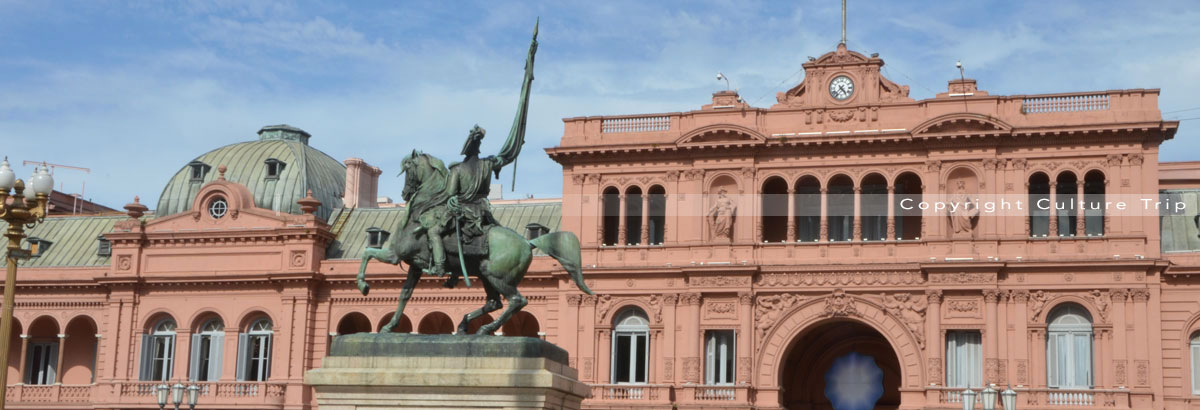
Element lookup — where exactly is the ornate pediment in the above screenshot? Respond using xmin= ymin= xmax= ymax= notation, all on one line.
xmin=912 ymin=113 xmax=1013 ymax=137
xmin=773 ymin=43 xmax=912 ymax=108
xmin=676 ymin=124 xmax=767 ymax=146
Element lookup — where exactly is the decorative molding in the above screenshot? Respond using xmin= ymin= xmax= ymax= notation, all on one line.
xmin=756 ymin=270 xmax=924 ymax=287
xmin=1090 ymin=290 xmax=1111 ymax=323
xmin=683 ymin=357 xmax=700 ymax=383
xmin=680 ymin=293 xmax=702 ymax=306
xmin=581 ymin=295 xmax=597 ymax=307
xmin=649 ymin=294 xmax=663 ymax=324
xmin=756 ymin=293 xmax=803 ymax=341
xmin=738 ymin=292 xmax=752 ymax=305
xmin=945 ymin=298 xmax=981 ymax=319
xmin=1130 ymin=288 xmax=1150 ymax=302
xmin=926 ymin=290 xmax=942 ymax=304
xmin=664 ymin=357 xmax=674 ymax=380
xmin=983 ymin=289 xmax=1001 ymax=304
xmin=737 ymin=357 xmax=752 ymax=383
xmin=691 ymin=276 xmax=752 ymax=287
xmin=928 ymin=358 xmax=942 ymax=385
xmin=820 ymin=289 xmax=858 ymax=318
xmin=985 ymin=359 xmax=1000 ymax=385
xmin=1016 ymin=359 xmax=1029 ymax=385
xmin=1136 ymin=360 xmax=1149 ymax=386
xmin=1009 ymin=290 xmax=1029 ymax=303
xmin=1028 ymin=290 xmax=1050 ymax=322
xmin=595 ymin=295 xmax=613 ymax=322
xmin=881 ymin=292 xmax=927 ymax=348
xmin=566 ymin=294 xmax=581 ymax=307
xmin=1114 ymin=359 xmax=1127 ymax=385
xmin=928 ymin=272 xmax=995 ymax=284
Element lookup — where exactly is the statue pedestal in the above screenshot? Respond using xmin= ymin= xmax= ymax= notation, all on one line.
xmin=305 ymin=333 xmax=589 ymax=410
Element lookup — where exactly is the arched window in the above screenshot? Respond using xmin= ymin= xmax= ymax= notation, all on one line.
xmin=827 ymin=175 xmax=854 ymax=241
xmin=1084 ymin=171 xmax=1105 ymax=236
xmin=140 ymin=318 xmax=177 ymax=381
xmin=190 ymin=318 xmax=224 ymax=381
xmin=1029 ymin=173 xmax=1051 ymax=237
xmin=238 ymin=318 xmax=272 ymax=381
xmin=795 ymin=176 xmax=821 ymax=242
xmin=894 ymin=172 xmax=923 ymax=240
xmin=625 ymin=187 xmax=643 ymax=245
xmin=611 ymin=308 xmax=649 ymax=384
xmin=861 ymin=174 xmax=887 ymax=241
xmin=761 ymin=177 xmax=788 ymax=243
xmin=602 ymin=187 xmax=620 ymax=246
xmin=1191 ymin=332 xmax=1200 ymax=394
xmin=1047 ymin=304 xmax=1093 ymax=389
xmin=1057 ymin=172 xmax=1079 ymax=237
xmin=648 ymin=186 xmax=666 ymax=245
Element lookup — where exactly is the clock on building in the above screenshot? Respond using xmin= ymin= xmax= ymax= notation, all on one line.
xmin=829 ymin=75 xmax=854 ymax=100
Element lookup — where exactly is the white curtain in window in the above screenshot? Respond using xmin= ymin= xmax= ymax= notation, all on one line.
xmin=705 ymin=330 xmax=736 ymax=385
xmin=1047 ymin=305 xmax=1093 ymax=389
xmin=1191 ymin=333 xmax=1200 ymax=394
xmin=945 ymin=331 xmax=982 ymax=387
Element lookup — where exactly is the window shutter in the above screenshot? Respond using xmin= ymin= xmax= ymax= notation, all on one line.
xmin=235 ymin=333 xmax=247 ymax=381
xmin=189 ymin=334 xmax=202 ymax=381
xmin=705 ymin=332 xmax=715 ymax=385
xmin=47 ymin=344 xmax=58 ymax=384
xmin=209 ymin=334 xmax=225 ymax=381
xmin=263 ymin=334 xmax=272 ymax=380
xmin=1191 ymin=343 xmax=1200 ymax=393
xmin=138 ymin=335 xmax=152 ymax=381
xmin=1047 ymin=333 xmax=1059 ymax=387
xmin=167 ymin=335 xmax=176 ymax=380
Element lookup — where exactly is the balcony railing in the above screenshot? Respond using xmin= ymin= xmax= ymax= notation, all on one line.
xmin=4 ymin=384 xmax=94 ymax=403
xmin=601 ymin=116 xmax=671 ymax=133
xmin=112 ymin=381 xmax=287 ymax=406
xmin=589 ymin=384 xmax=671 ymax=401
xmin=928 ymin=386 xmax=1129 ymax=409
xmin=1021 ymin=93 xmax=1109 ymax=113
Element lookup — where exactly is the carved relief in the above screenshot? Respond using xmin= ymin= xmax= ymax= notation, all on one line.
xmin=945 ymin=298 xmax=981 ymax=319
xmin=821 ymin=289 xmax=858 ymax=318
xmin=1028 ymin=290 xmax=1050 ymax=321
xmin=583 ymin=358 xmax=593 ymax=379
xmin=684 ymin=357 xmax=700 ymax=382
xmin=737 ymin=357 xmax=752 ymax=383
xmin=680 ymin=293 xmax=702 ymax=306
xmin=665 ymin=170 xmax=680 ymax=182
xmin=705 ymin=301 xmax=737 ymax=319
xmin=571 ymin=174 xmax=586 ymax=185
xmin=290 ymin=250 xmax=306 ymax=267
xmin=118 ymin=255 xmax=132 ymax=271
xmin=928 ymin=272 xmax=995 ymax=284
xmin=756 ymin=293 xmax=802 ymax=340
xmin=756 ymin=271 xmax=924 ymax=287
xmin=1128 ymin=153 xmax=1144 ymax=166
xmin=595 ymin=295 xmax=613 ymax=322
xmin=926 ymin=290 xmax=942 ymax=304
xmin=1130 ymin=288 xmax=1150 ymax=302
xmin=928 ymin=358 xmax=942 ymax=385
xmin=649 ymin=294 xmax=663 ymax=324
xmin=926 ymin=160 xmax=942 ymax=172
xmin=1010 ymin=290 xmax=1029 ymax=303
xmin=586 ymin=174 xmax=602 ymax=184
xmin=581 ymin=295 xmax=597 ymax=307
xmin=985 ymin=359 xmax=1000 ymax=384
xmin=829 ymin=109 xmax=855 ymax=122
xmin=664 ymin=357 xmax=674 ymax=380
xmin=1090 ymin=290 xmax=1110 ymax=323
xmin=691 ymin=276 xmax=752 ymax=287
xmin=1114 ymin=359 xmax=1127 ymax=385
xmin=881 ymin=293 xmax=927 ymax=348
xmin=566 ymin=294 xmax=581 ymax=307
xmin=1136 ymin=360 xmax=1148 ymax=386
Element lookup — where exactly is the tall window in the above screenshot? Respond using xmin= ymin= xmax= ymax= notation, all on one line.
xmin=625 ymin=187 xmax=643 ymax=245
xmin=894 ymin=172 xmax=923 ymax=240
xmin=1084 ymin=170 xmax=1105 ymax=236
xmin=1047 ymin=304 xmax=1093 ymax=389
xmin=190 ymin=319 xmax=224 ymax=381
xmin=945 ymin=330 xmax=982 ymax=387
xmin=827 ymin=175 xmax=854 ymax=241
xmin=140 ymin=318 xmax=177 ymax=381
xmin=238 ymin=318 xmax=272 ymax=381
xmin=861 ymin=174 xmax=887 ymax=241
xmin=795 ymin=176 xmax=821 ymax=242
xmin=648 ymin=186 xmax=666 ymax=245
xmin=611 ymin=309 xmax=649 ymax=384
xmin=602 ymin=187 xmax=620 ymax=246
xmin=1191 ymin=332 xmax=1200 ymax=394
xmin=1029 ymin=173 xmax=1051 ymax=237
xmin=705 ymin=330 xmax=735 ymax=385
xmin=25 ymin=342 xmax=57 ymax=385
xmin=1056 ymin=172 xmax=1079 ymax=237
xmin=761 ymin=177 xmax=788 ymax=243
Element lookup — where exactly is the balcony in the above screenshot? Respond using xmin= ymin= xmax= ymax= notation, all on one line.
xmin=587 ymin=384 xmax=673 ymax=408
xmin=5 ymin=384 xmax=93 ymax=405
xmin=927 ymin=386 xmax=1131 ymax=409
xmin=103 ymin=381 xmax=286 ymax=408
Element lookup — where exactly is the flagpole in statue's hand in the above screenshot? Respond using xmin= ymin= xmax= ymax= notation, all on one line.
xmin=497 ymin=18 xmax=537 ymax=192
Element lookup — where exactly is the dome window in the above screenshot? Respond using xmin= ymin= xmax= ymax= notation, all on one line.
xmin=189 ymin=161 xmax=211 ymax=182
xmin=25 ymin=237 xmax=52 ymax=257
xmin=264 ymin=158 xmax=286 ymax=180
xmin=366 ymin=227 xmax=390 ymax=248
xmin=525 ymin=223 xmax=548 ymax=240
xmin=97 ymin=236 xmax=112 ymax=257
xmin=208 ymin=197 xmax=229 ymax=219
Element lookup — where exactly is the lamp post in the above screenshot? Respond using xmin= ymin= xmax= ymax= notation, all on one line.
xmin=1001 ymin=385 xmax=1017 ymax=410
xmin=187 ymin=384 xmax=200 ymax=410
xmin=171 ymin=382 xmax=185 ymax=410
xmin=0 ymin=159 xmax=52 ymax=410
xmin=155 ymin=383 xmax=170 ymax=410
xmin=981 ymin=384 xmax=998 ymax=410
xmin=961 ymin=388 xmax=977 ymax=410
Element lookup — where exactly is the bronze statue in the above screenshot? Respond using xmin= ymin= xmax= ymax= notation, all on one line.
xmin=357 ymin=20 xmax=594 ymax=335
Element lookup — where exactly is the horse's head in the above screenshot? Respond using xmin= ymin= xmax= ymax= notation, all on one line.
xmin=400 ymin=149 xmax=448 ymax=202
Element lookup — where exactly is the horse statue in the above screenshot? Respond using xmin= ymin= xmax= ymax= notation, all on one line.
xmin=356 ymin=151 xmax=593 ymax=335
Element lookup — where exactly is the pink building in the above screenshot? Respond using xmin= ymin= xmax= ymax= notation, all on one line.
xmin=2 ymin=42 xmax=1199 ymax=410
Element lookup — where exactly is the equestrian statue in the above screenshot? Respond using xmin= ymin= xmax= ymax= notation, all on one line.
xmin=356 ymin=20 xmax=594 ymax=336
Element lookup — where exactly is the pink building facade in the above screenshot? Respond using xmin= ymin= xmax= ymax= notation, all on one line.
xmin=2 ymin=42 xmax=1200 ymax=410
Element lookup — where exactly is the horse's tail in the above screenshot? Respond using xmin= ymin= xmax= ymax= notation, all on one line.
xmin=529 ymin=231 xmax=593 ymax=295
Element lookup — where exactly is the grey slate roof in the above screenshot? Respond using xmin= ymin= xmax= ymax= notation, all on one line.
xmin=325 ymin=202 xmax=563 ymax=259
xmin=155 ymin=126 xmax=346 ymax=221
xmin=0 ymin=215 xmax=129 ymax=267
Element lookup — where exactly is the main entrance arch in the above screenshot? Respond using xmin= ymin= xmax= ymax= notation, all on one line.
xmin=756 ymin=293 xmax=926 ymax=409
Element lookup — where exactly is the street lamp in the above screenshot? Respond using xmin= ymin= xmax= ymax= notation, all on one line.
xmin=1001 ymin=385 xmax=1017 ymax=410
xmin=961 ymin=388 xmax=977 ymax=410
xmin=981 ymin=384 xmax=998 ymax=410
xmin=0 ymin=159 xmax=52 ymax=410
xmin=172 ymin=382 xmax=185 ymax=410
xmin=187 ymin=384 xmax=200 ymax=410
xmin=155 ymin=383 xmax=171 ymax=410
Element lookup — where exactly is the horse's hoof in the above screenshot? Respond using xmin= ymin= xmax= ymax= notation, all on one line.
xmin=358 ymin=283 xmax=370 ymax=296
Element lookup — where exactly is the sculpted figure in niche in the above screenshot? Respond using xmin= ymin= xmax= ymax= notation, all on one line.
xmin=709 ymin=189 xmax=737 ymax=241
xmin=948 ymin=180 xmax=979 ymax=235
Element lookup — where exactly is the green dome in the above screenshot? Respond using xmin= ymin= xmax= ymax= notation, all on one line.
xmin=156 ymin=125 xmax=345 ymax=221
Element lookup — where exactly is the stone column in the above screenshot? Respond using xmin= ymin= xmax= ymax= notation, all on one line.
xmin=1030 ymin=329 xmax=1046 ymax=387
xmin=852 ymin=186 xmax=862 ymax=241
xmin=617 ymin=195 xmax=627 ymax=245
xmin=1131 ymin=289 xmax=1150 ymax=387
xmin=680 ymin=293 xmax=702 ymax=383
xmin=925 ymin=290 xmax=942 ymax=385
xmin=786 ymin=189 xmax=796 ymax=242
xmin=663 ymin=294 xmax=678 ymax=383
xmin=737 ymin=292 xmax=753 ymax=384
xmin=819 ymin=189 xmax=829 ymax=242
xmin=581 ymin=295 xmax=597 ymax=382
xmin=886 ymin=185 xmax=896 ymax=240
xmin=1011 ymin=290 xmax=1030 ymax=386
xmin=1111 ymin=289 xmax=1129 ymax=387
xmin=55 ymin=334 xmax=66 ymax=384
xmin=1076 ymin=188 xmax=1086 ymax=236
xmin=641 ymin=194 xmax=650 ymax=245
xmin=984 ymin=290 xmax=1000 ymax=384
xmin=173 ymin=329 xmax=191 ymax=380
xmin=17 ymin=334 xmax=29 ymax=383
xmin=1049 ymin=183 xmax=1058 ymax=236
xmin=92 ymin=334 xmax=101 ymax=384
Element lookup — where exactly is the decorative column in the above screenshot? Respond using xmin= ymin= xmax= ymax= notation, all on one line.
xmin=737 ymin=292 xmax=753 ymax=384
xmin=680 ymin=293 xmax=702 ymax=383
xmin=17 ymin=334 xmax=29 ymax=383
xmin=786 ymin=189 xmax=796 ymax=242
xmin=984 ymin=290 xmax=1000 ymax=384
xmin=819 ymin=189 xmax=829 ymax=242
xmin=55 ymin=334 xmax=66 ymax=384
xmin=886 ymin=185 xmax=896 ymax=240
xmin=1049 ymin=183 xmax=1058 ymax=236
xmin=174 ymin=328 xmax=191 ymax=381
xmin=92 ymin=334 xmax=101 ymax=383
xmin=663 ymin=294 xmax=678 ymax=382
xmin=1110 ymin=289 xmax=1129 ymax=387
xmin=1030 ymin=328 xmax=1046 ymax=387
xmin=581 ymin=295 xmax=597 ymax=382
xmin=1130 ymin=289 xmax=1150 ymax=387
xmin=641 ymin=193 xmax=650 ymax=245
xmin=617 ymin=195 xmax=627 ymax=245
xmin=925 ymin=290 xmax=943 ymax=385
xmin=1076 ymin=188 xmax=1086 ymax=237
xmin=1011 ymin=290 xmax=1030 ymax=386
xmin=852 ymin=186 xmax=862 ymax=241
xmin=597 ymin=328 xmax=611 ymax=384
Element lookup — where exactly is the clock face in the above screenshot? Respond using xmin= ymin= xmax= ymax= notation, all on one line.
xmin=829 ymin=75 xmax=854 ymax=100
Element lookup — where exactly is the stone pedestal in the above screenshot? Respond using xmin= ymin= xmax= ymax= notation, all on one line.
xmin=305 ymin=333 xmax=589 ymax=409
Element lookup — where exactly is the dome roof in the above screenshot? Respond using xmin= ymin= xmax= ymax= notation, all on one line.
xmin=156 ymin=125 xmax=345 ymax=221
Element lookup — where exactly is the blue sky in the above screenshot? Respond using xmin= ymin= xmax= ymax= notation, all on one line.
xmin=1 ymin=1 xmax=1197 ymax=210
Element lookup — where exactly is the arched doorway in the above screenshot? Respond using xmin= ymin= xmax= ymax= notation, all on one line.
xmin=418 ymin=312 xmax=454 ymax=335
xmin=336 ymin=312 xmax=371 ymax=335
xmin=501 ymin=311 xmax=540 ymax=337
xmin=779 ymin=320 xmax=902 ymax=410
xmin=378 ymin=313 xmax=413 ymax=333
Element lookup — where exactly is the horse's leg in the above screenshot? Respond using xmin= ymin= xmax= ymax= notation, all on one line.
xmin=457 ymin=279 xmax=502 ymax=335
xmin=357 ymin=248 xmax=399 ymax=296
xmin=381 ymin=264 xmax=422 ymax=333
xmin=478 ymin=273 xmax=527 ymax=335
